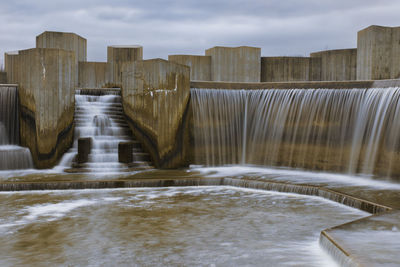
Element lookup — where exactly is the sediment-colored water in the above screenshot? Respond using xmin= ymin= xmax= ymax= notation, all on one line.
xmin=0 ymin=186 xmax=367 ymax=266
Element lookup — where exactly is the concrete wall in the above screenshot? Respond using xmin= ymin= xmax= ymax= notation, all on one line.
xmin=78 ymin=62 xmax=111 ymax=88
xmin=121 ymin=59 xmax=191 ymax=168
xmin=107 ymin=45 xmax=143 ymax=86
xmin=357 ymin=25 xmax=400 ymax=80
xmin=260 ymin=57 xmax=322 ymax=82
xmin=11 ymin=48 xmax=75 ymax=168
xmin=205 ymin=46 xmax=261 ymax=82
xmin=168 ymin=55 xmax=211 ymax=81
xmin=0 ymin=72 xmax=6 ymax=83
xmin=4 ymin=51 xmax=19 ymax=84
xmin=310 ymin=49 xmax=357 ymax=81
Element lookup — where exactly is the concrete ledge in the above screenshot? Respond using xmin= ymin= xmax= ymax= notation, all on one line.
xmin=190 ymin=79 xmax=400 ymax=89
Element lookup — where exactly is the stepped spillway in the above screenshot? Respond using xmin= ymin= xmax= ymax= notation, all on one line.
xmin=58 ymin=89 xmax=153 ymax=173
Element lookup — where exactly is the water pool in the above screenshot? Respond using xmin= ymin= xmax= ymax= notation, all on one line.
xmin=0 ymin=186 xmax=367 ymax=266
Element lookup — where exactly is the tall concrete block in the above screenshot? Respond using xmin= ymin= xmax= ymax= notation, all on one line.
xmin=357 ymin=25 xmax=400 ymax=80
xmin=168 ymin=55 xmax=211 ymax=81
xmin=121 ymin=59 xmax=191 ymax=168
xmin=13 ymin=48 xmax=75 ymax=168
xmin=107 ymin=45 xmax=143 ymax=86
xmin=36 ymin=31 xmax=87 ymax=85
xmin=78 ymin=62 xmax=112 ymax=88
xmin=261 ymin=57 xmax=311 ymax=82
xmin=205 ymin=46 xmax=261 ymax=82
xmin=310 ymin=49 xmax=357 ymax=81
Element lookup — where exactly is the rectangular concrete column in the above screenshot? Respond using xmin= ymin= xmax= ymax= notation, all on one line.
xmin=121 ymin=58 xmax=191 ymax=168
xmin=13 ymin=48 xmax=76 ymax=168
xmin=107 ymin=45 xmax=143 ymax=86
xmin=310 ymin=49 xmax=357 ymax=81
xmin=168 ymin=55 xmax=211 ymax=81
xmin=357 ymin=25 xmax=400 ymax=80
xmin=205 ymin=46 xmax=261 ymax=82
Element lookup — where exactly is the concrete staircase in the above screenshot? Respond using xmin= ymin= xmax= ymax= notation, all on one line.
xmin=64 ymin=88 xmax=154 ymax=173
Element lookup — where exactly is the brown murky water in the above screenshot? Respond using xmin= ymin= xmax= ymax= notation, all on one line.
xmin=0 ymin=186 xmax=366 ymax=266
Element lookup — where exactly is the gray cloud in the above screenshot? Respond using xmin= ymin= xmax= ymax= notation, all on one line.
xmin=0 ymin=0 xmax=399 ymax=66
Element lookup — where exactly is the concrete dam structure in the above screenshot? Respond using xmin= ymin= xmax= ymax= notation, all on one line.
xmin=1 ymin=25 xmax=400 ymax=266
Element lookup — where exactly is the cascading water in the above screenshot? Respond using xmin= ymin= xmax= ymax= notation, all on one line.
xmin=0 ymin=86 xmax=33 ymax=170
xmin=191 ymin=87 xmax=400 ymax=178
xmin=58 ymin=90 xmax=151 ymax=173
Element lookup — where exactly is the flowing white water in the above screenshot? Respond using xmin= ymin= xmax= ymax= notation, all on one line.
xmin=0 ymin=86 xmax=33 ymax=170
xmin=58 ymin=93 xmax=134 ymax=172
xmin=191 ymin=88 xmax=400 ymax=178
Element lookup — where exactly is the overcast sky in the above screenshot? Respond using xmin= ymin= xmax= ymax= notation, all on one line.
xmin=1 ymin=0 xmax=399 ymax=65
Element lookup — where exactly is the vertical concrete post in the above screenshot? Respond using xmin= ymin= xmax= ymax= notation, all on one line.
xmin=107 ymin=45 xmax=143 ymax=86
xmin=118 ymin=141 xmax=134 ymax=163
xmin=205 ymin=46 xmax=261 ymax=82
xmin=77 ymin=137 xmax=92 ymax=163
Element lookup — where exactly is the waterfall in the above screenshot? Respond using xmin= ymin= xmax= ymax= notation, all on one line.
xmin=191 ymin=87 xmax=400 ymax=178
xmin=58 ymin=91 xmax=151 ymax=173
xmin=0 ymin=86 xmax=33 ymax=170
xmin=0 ymin=86 xmax=19 ymax=144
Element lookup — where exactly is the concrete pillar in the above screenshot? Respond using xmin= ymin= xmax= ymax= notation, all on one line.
xmin=205 ymin=46 xmax=261 ymax=82
xmin=121 ymin=58 xmax=191 ymax=168
xmin=77 ymin=137 xmax=92 ymax=163
xmin=118 ymin=141 xmax=133 ymax=163
xmin=357 ymin=25 xmax=400 ymax=80
xmin=14 ymin=48 xmax=76 ymax=168
xmin=168 ymin=55 xmax=211 ymax=81
xmin=36 ymin=31 xmax=87 ymax=86
xmin=78 ymin=62 xmax=112 ymax=88
xmin=310 ymin=49 xmax=357 ymax=81
xmin=107 ymin=45 xmax=143 ymax=86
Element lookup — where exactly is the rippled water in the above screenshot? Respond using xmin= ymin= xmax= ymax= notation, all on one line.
xmin=0 ymin=186 xmax=367 ymax=266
